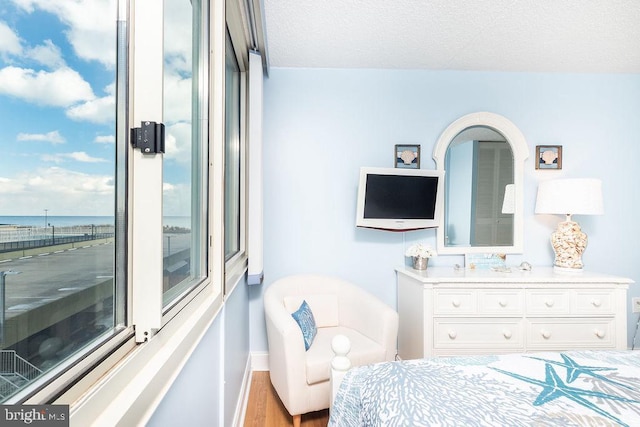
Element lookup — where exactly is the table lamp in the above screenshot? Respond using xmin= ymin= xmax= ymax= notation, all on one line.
xmin=535 ymin=178 xmax=603 ymax=271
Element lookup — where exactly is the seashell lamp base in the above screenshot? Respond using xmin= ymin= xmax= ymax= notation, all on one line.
xmin=551 ymin=220 xmax=587 ymax=270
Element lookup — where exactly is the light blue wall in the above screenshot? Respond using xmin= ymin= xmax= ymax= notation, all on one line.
xmin=148 ymin=276 xmax=250 ymax=426
xmin=223 ymin=277 xmax=250 ymax=427
xmin=254 ymin=68 xmax=640 ymax=351
xmin=147 ymin=310 xmax=224 ymax=427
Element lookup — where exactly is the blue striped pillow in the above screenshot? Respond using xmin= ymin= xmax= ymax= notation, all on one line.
xmin=291 ymin=300 xmax=317 ymax=351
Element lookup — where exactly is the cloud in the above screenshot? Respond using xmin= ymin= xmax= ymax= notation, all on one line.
xmin=163 ymin=182 xmax=191 ymax=217
xmin=0 ymin=176 xmax=25 ymax=193
xmin=94 ymin=135 xmax=115 ymax=144
xmin=66 ymin=82 xmax=114 ymax=123
xmin=0 ymin=66 xmax=95 ymax=107
xmin=11 ymin=0 xmax=117 ymax=68
xmin=17 ymin=130 xmax=65 ymax=144
xmin=164 ymin=122 xmax=192 ymax=166
xmin=0 ymin=21 xmax=22 ymax=55
xmin=0 ymin=22 xmax=65 ymax=68
xmin=66 ymin=93 xmax=114 ymax=123
xmin=25 ymin=39 xmax=65 ymax=68
xmin=163 ymin=0 xmax=193 ymax=73
xmin=163 ymin=73 xmax=192 ymax=123
xmin=42 ymin=151 xmax=108 ymax=164
xmin=0 ymin=167 xmax=114 ymax=215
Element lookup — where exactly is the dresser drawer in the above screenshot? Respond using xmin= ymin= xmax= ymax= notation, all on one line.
xmin=397 ymin=267 xmax=630 ymax=358
xmin=527 ymin=318 xmax=615 ymax=349
xmin=434 ymin=319 xmax=524 ymax=349
xmin=478 ymin=290 xmax=524 ymax=315
xmin=574 ymin=291 xmax=614 ymax=314
xmin=526 ymin=290 xmax=570 ymax=315
xmin=433 ymin=290 xmax=476 ymax=315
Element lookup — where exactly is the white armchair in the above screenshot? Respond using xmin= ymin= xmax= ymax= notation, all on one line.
xmin=264 ymin=274 xmax=398 ymax=427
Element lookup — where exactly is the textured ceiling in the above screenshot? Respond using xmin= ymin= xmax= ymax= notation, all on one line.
xmin=263 ymin=0 xmax=640 ymax=73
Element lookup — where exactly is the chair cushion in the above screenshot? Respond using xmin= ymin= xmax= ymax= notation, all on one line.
xmin=291 ymin=300 xmax=317 ymax=351
xmin=304 ymin=326 xmax=386 ymax=385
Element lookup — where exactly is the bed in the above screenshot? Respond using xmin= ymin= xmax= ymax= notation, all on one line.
xmin=329 ymin=350 xmax=640 ymax=426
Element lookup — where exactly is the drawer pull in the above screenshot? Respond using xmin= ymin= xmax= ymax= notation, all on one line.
xmin=591 ymin=299 xmax=602 ymax=307
xmin=448 ymin=330 xmax=457 ymax=340
xmin=544 ymin=300 xmax=555 ymax=308
xmin=498 ymin=300 xmax=508 ymax=308
xmin=594 ymin=330 xmax=605 ymax=339
xmin=451 ymin=299 xmax=461 ymax=308
xmin=541 ymin=330 xmax=551 ymax=339
xmin=503 ymin=330 xmax=512 ymax=340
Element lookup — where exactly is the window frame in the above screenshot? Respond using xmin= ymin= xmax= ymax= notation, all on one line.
xmin=223 ymin=0 xmax=251 ymax=295
xmin=160 ymin=0 xmax=213 ymax=321
xmin=5 ymin=0 xmax=132 ymax=405
xmin=18 ymin=0 xmax=225 ymax=413
xmin=6 ymin=0 xmax=258 ymax=421
xmin=63 ymin=1 xmax=227 ymax=422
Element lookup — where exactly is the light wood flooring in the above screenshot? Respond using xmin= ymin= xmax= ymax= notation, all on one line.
xmin=244 ymin=371 xmax=329 ymax=427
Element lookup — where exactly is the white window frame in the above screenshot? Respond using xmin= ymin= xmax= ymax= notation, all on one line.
xmin=35 ymin=1 xmax=226 ymax=424
xmin=223 ymin=0 xmax=251 ymax=295
xmin=13 ymin=0 xmax=258 ymax=421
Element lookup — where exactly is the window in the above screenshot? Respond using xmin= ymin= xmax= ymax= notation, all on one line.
xmin=0 ymin=0 xmax=253 ymax=417
xmin=162 ymin=0 xmax=208 ymax=308
xmin=0 ymin=0 xmax=122 ymax=401
xmin=224 ymin=29 xmax=242 ymax=261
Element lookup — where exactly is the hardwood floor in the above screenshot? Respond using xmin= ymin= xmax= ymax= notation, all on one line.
xmin=244 ymin=371 xmax=329 ymax=427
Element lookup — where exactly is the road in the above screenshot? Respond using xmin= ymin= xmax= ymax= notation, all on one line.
xmin=0 ymin=233 xmax=191 ymax=316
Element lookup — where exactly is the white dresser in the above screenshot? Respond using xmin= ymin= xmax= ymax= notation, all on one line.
xmin=396 ymin=266 xmax=632 ymax=359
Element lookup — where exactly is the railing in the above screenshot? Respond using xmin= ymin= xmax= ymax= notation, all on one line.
xmin=0 ymin=375 xmax=20 ymax=400
xmin=0 ymin=350 xmax=42 ymax=381
xmin=0 ymin=233 xmax=114 ymax=253
xmin=0 ymin=225 xmax=114 ymax=253
xmin=0 ymin=350 xmax=42 ymax=400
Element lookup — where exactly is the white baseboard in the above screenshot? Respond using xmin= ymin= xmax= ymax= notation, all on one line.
xmin=233 ymin=356 xmax=253 ymax=427
xmin=251 ymin=351 xmax=269 ymax=371
xmin=233 ymin=352 xmax=269 ymax=427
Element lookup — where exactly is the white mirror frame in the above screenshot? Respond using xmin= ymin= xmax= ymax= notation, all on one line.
xmin=432 ymin=112 xmax=529 ymax=255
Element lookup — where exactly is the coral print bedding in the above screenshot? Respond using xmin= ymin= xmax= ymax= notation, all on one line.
xmin=329 ymin=350 xmax=640 ymax=427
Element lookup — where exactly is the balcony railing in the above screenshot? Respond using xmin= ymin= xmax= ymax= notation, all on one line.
xmin=0 ymin=350 xmax=42 ymax=399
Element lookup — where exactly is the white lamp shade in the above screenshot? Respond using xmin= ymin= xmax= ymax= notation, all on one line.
xmin=535 ymin=178 xmax=604 ymax=216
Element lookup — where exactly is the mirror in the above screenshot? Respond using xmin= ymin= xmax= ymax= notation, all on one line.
xmin=432 ymin=112 xmax=529 ymax=255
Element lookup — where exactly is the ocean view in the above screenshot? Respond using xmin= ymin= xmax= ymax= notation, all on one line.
xmin=0 ymin=216 xmax=190 ymax=228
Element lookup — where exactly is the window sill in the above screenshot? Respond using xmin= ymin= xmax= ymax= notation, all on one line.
xmin=225 ymin=253 xmax=248 ymax=296
xmin=66 ymin=283 xmax=222 ymax=426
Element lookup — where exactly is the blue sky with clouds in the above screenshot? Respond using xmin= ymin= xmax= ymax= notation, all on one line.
xmin=0 ymin=0 xmax=193 ymax=217
xmin=0 ymin=0 xmax=116 ymax=216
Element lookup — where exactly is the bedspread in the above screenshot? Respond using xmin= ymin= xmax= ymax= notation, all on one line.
xmin=329 ymin=350 xmax=640 ymax=426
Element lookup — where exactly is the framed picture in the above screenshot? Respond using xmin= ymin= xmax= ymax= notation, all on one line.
xmin=395 ymin=144 xmax=420 ymax=169
xmin=536 ymin=145 xmax=562 ymax=170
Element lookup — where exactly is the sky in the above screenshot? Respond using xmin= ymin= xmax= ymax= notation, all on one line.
xmin=0 ymin=0 xmax=193 ymax=217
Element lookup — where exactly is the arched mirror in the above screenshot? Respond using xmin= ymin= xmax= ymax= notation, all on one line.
xmin=433 ymin=112 xmax=529 ymax=255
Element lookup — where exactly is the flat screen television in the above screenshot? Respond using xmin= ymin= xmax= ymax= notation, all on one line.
xmin=356 ymin=167 xmax=444 ymax=231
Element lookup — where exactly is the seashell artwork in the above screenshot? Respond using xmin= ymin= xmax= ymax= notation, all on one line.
xmin=395 ymin=144 xmax=420 ymax=169
xmin=400 ymin=150 xmax=416 ymax=165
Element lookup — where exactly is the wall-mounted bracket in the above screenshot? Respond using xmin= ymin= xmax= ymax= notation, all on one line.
xmin=131 ymin=121 xmax=165 ymax=154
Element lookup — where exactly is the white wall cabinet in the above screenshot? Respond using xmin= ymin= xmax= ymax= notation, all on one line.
xmin=396 ymin=267 xmax=632 ymax=359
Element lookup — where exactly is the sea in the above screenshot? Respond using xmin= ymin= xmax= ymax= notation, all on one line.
xmin=0 ymin=216 xmax=190 ymax=228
